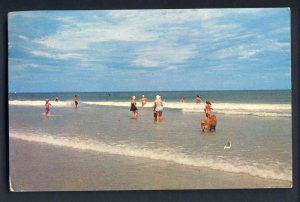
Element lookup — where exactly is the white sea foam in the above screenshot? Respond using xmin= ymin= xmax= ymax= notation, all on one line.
xmin=9 ymin=100 xmax=72 ymax=107
xmin=83 ymin=101 xmax=136 ymax=108
xmin=9 ymin=100 xmax=291 ymax=117
xmin=83 ymin=101 xmax=291 ymax=117
xmin=10 ymin=131 xmax=292 ymax=182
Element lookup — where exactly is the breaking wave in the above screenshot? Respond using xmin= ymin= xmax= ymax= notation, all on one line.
xmin=9 ymin=100 xmax=291 ymax=117
xmin=83 ymin=101 xmax=291 ymax=117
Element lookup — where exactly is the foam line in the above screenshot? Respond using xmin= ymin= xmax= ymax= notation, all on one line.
xmin=10 ymin=131 xmax=292 ymax=182
xmin=9 ymin=100 xmax=72 ymax=107
xmin=83 ymin=101 xmax=291 ymax=117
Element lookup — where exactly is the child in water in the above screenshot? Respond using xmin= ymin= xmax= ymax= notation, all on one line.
xmin=130 ymin=96 xmax=138 ymax=118
xmin=204 ymin=100 xmax=213 ymax=118
xmin=45 ymin=99 xmax=51 ymax=115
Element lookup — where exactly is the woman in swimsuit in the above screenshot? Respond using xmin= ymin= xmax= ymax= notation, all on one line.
xmin=154 ymin=95 xmax=163 ymax=120
xmin=204 ymin=100 xmax=213 ymax=118
xmin=130 ymin=96 xmax=138 ymax=118
xmin=141 ymin=95 xmax=147 ymax=107
xmin=45 ymin=99 xmax=51 ymax=116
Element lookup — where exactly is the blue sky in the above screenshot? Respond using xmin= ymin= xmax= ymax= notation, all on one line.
xmin=8 ymin=9 xmax=291 ymax=92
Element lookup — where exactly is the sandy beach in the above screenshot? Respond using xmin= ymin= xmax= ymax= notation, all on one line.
xmin=9 ymin=138 xmax=291 ymax=191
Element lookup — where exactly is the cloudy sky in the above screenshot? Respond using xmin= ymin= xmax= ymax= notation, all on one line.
xmin=8 ymin=9 xmax=291 ymax=92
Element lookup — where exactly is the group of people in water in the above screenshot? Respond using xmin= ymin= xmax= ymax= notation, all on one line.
xmin=180 ymin=95 xmax=202 ymax=103
xmin=44 ymin=94 xmax=213 ymax=123
xmin=44 ymin=95 xmax=78 ymax=116
xmin=130 ymin=95 xmax=164 ymax=120
xmin=130 ymin=94 xmax=213 ymax=121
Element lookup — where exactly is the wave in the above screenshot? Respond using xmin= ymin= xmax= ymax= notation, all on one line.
xmin=9 ymin=100 xmax=291 ymax=117
xmin=9 ymin=100 xmax=72 ymax=107
xmin=83 ymin=101 xmax=291 ymax=117
xmin=10 ymin=130 xmax=292 ymax=182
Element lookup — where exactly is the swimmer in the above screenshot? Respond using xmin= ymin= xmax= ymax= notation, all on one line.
xmin=195 ymin=95 xmax=202 ymax=104
xmin=179 ymin=96 xmax=185 ymax=102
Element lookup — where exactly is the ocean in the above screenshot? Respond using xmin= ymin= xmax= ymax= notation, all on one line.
xmin=9 ymin=90 xmax=292 ymax=190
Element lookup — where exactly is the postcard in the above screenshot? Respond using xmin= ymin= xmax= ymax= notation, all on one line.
xmin=8 ymin=9 xmax=292 ymax=191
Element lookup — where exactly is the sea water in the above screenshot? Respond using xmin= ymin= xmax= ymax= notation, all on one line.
xmin=9 ymin=90 xmax=292 ymax=185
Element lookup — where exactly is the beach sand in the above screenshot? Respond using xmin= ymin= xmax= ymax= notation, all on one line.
xmin=9 ymin=138 xmax=291 ymax=191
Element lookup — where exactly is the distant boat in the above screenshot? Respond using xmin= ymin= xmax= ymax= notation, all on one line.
xmin=14 ymin=91 xmax=17 ymax=94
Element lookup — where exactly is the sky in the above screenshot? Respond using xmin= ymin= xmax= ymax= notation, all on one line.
xmin=8 ymin=9 xmax=291 ymax=92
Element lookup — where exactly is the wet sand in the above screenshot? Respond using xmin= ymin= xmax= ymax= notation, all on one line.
xmin=9 ymin=138 xmax=291 ymax=191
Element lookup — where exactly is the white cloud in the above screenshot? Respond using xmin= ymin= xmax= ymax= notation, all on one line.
xmin=31 ymin=50 xmax=82 ymax=60
xmin=264 ymin=40 xmax=290 ymax=51
xmin=34 ymin=16 xmax=159 ymax=51
xmin=9 ymin=58 xmax=50 ymax=71
xmin=132 ymin=43 xmax=197 ymax=68
xmin=214 ymin=45 xmax=261 ymax=59
xmin=165 ymin=66 xmax=178 ymax=71
xmin=32 ymin=9 xmax=239 ymax=52
xmin=8 ymin=11 xmax=36 ymax=20
xmin=132 ymin=59 xmax=161 ymax=68
xmin=16 ymin=8 xmax=286 ymax=52
xmin=18 ymin=35 xmax=29 ymax=40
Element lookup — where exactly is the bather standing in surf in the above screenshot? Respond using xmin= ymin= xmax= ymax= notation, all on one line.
xmin=130 ymin=96 xmax=138 ymax=118
xmin=44 ymin=99 xmax=51 ymax=116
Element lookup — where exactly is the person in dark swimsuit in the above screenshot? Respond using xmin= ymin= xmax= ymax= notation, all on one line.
xmin=130 ymin=96 xmax=138 ymax=118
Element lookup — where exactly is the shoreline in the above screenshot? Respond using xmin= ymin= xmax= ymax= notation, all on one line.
xmin=9 ymin=138 xmax=292 ymax=191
